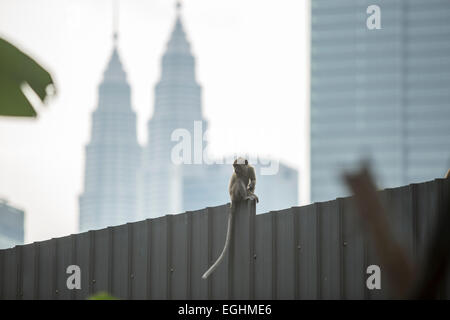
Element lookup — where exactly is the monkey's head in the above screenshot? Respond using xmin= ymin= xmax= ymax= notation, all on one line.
xmin=233 ymin=157 xmax=248 ymax=176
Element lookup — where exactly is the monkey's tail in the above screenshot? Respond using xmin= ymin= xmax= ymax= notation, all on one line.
xmin=202 ymin=203 xmax=234 ymax=280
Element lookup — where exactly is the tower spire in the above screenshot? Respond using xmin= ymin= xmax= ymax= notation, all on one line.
xmin=176 ymin=0 xmax=182 ymax=15
xmin=113 ymin=0 xmax=119 ymax=44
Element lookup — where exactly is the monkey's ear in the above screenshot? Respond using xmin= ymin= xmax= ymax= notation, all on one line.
xmin=245 ymin=159 xmax=248 ymax=165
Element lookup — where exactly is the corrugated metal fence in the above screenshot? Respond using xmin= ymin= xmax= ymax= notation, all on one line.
xmin=1 ymin=178 xmax=449 ymax=299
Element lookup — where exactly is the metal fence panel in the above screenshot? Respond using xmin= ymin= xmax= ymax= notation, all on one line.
xmin=389 ymin=186 xmax=414 ymax=260
xmin=367 ymin=189 xmax=390 ymax=300
xmin=74 ymin=231 xmax=91 ymax=300
xmin=230 ymin=200 xmax=255 ymax=299
xmin=274 ymin=208 xmax=295 ymax=299
xmin=1 ymin=179 xmax=448 ymax=300
xmin=2 ymin=248 xmax=17 ymax=299
xmin=434 ymin=178 xmax=450 ymax=299
xmin=209 ymin=204 xmax=229 ymax=299
xmin=21 ymin=243 xmax=37 ymax=300
xmin=416 ymin=181 xmax=436 ymax=264
xmin=318 ymin=200 xmax=341 ymax=299
xmin=92 ymin=228 xmax=111 ymax=296
xmin=171 ymin=213 xmax=189 ymax=299
xmin=149 ymin=215 xmax=168 ymax=299
xmin=38 ymin=239 xmax=56 ymax=299
xmin=297 ymin=204 xmax=319 ymax=299
xmin=111 ymin=224 xmax=129 ymax=299
xmin=56 ymin=235 xmax=75 ymax=300
xmin=441 ymin=178 xmax=450 ymax=299
xmin=190 ymin=208 xmax=208 ymax=299
xmin=130 ymin=220 xmax=150 ymax=299
xmin=0 ymin=249 xmax=3 ymax=299
xmin=254 ymin=210 xmax=274 ymax=300
xmin=340 ymin=197 xmax=365 ymax=299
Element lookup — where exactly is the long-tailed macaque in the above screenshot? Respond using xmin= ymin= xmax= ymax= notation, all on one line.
xmin=202 ymin=157 xmax=259 ymax=279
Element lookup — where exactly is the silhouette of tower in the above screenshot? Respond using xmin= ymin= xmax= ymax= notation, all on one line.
xmin=79 ymin=27 xmax=141 ymax=231
xmin=140 ymin=2 xmax=212 ymax=218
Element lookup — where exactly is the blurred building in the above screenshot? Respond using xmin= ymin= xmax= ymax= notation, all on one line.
xmin=139 ymin=5 xmax=210 ymax=218
xmin=181 ymin=164 xmax=229 ymax=213
xmin=79 ymin=33 xmax=141 ymax=231
xmin=310 ymin=0 xmax=450 ymax=202
xmin=255 ymin=162 xmax=298 ymax=214
xmin=0 ymin=199 xmax=24 ymax=249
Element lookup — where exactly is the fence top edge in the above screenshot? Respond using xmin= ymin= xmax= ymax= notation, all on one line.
xmin=3 ymin=178 xmax=442 ymax=252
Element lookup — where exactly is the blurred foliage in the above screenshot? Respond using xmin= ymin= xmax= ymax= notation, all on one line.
xmin=344 ymin=163 xmax=450 ymax=299
xmin=0 ymin=37 xmax=55 ymax=117
xmin=344 ymin=164 xmax=414 ymax=298
xmin=88 ymin=291 xmax=119 ymax=300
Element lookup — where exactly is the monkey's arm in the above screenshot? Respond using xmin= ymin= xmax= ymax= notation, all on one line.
xmin=229 ymin=173 xmax=237 ymax=195
xmin=247 ymin=166 xmax=256 ymax=193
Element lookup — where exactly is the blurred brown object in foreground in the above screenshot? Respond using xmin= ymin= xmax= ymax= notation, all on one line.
xmin=445 ymin=169 xmax=450 ymax=179
xmin=343 ymin=165 xmax=415 ymax=298
xmin=344 ymin=164 xmax=450 ymax=299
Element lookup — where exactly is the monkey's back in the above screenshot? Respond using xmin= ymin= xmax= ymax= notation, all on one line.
xmin=229 ymin=173 xmax=248 ymax=201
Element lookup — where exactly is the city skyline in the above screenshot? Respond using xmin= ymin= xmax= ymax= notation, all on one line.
xmin=0 ymin=0 xmax=308 ymax=243
xmin=79 ymin=3 xmax=299 ymax=230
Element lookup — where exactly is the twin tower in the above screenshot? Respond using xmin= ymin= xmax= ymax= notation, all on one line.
xmin=79 ymin=7 xmax=298 ymax=232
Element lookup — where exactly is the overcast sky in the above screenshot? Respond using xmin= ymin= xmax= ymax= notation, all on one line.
xmin=0 ymin=0 xmax=309 ymax=244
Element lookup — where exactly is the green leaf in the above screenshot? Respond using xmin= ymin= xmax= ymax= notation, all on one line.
xmin=88 ymin=291 xmax=119 ymax=300
xmin=0 ymin=37 xmax=55 ymax=117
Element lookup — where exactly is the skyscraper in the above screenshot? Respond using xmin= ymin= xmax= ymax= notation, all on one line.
xmin=0 ymin=199 xmax=24 ymax=249
xmin=79 ymin=33 xmax=141 ymax=231
xmin=310 ymin=0 xmax=450 ymax=202
xmin=255 ymin=162 xmax=298 ymax=214
xmin=140 ymin=4 xmax=210 ymax=218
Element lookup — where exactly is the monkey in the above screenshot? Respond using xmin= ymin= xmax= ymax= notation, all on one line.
xmin=202 ymin=157 xmax=259 ymax=279
xmin=445 ymin=169 xmax=450 ymax=179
